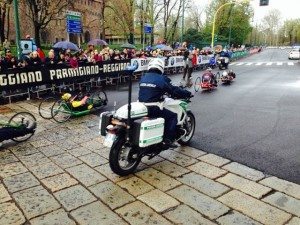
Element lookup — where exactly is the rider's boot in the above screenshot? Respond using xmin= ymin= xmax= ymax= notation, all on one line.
xmin=163 ymin=139 xmax=178 ymax=149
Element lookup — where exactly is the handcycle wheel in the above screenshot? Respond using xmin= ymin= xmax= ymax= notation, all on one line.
xmin=216 ymin=72 xmax=221 ymax=83
xmin=9 ymin=112 xmax=36 ymax=142
xmin=90 ymin=90 xmax=108 ymax=107
xmin=38 ymin=97 xmax=57 ymax=119
xmin=194 ymin=77 xmax=201 ymax=92
xmin=51 ymin=100 xmax=71 ymax=123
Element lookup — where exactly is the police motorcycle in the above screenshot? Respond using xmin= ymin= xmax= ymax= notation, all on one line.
xmin=99 ymin=65 xmax=195 ymax=176
xmin=217 ymin=51 xmax=231 ymax=70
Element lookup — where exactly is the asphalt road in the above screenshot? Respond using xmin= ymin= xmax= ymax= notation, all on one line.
xmin=104 ymin=48 xmax=300 ymax=184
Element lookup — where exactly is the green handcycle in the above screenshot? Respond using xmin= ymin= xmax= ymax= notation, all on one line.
xmin=50 ymin=90 xmax=108 ymax=123
xmin=0 ymin=112 xmax=37 ymax=144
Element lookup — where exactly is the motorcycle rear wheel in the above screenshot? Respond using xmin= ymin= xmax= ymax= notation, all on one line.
xmin=109 ymin=137 xmax=141 ymax=176
xmin=178 ymin=111 xmax=196 ymax=145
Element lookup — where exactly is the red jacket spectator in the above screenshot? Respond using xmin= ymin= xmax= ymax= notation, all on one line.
xmin=70 ymin=56 xmax=78 ymax=68
xmin=192 ymin=53 xmax=197 ymax=67
xmin=37 ymin=48 xmax=45 ymax=62
xmin=94 ymin=54 xmax=103 ymax=62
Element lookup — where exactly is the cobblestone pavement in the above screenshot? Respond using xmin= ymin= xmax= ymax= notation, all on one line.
xmin=0 ymin=101 xmax=300 ymax=225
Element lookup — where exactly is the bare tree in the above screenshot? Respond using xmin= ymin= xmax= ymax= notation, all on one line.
xmin=261 ymin=9 xmax=281 ymax=45
xmin=105 ymin=0 xmax=135 ymax=43
xmin=0 ymin=0 xmax=12 ymax=43
xmin=185 ymin=6 xmax=204 ymax=31
xmin=20 ymin=0 xmax=72 ymax=47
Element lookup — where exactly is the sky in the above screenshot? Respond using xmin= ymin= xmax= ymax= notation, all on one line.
xmin=192 ymin=0 xmax=300 ymax=23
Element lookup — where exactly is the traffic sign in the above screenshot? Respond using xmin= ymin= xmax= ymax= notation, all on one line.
xmin=66 ymin=10 xmax=82 ymax=34
xmin=259 ymin=0 xmax=269 ymax=6
xmin=144 ymin=24 xmax=153 ymax=34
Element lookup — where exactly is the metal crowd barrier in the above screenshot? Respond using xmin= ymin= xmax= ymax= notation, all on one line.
xmin=1 ymin=50 xmax=259 ymax=104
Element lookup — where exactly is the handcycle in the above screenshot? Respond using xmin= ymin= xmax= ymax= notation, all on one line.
xmin=50 ymin=88 xmax=108 ymax=123
xmin=0 ymin=112 xmax=37 ymax=145
xmin=194 ymin=72 xmax=220 ymax=92
xmin=38 ymin=85 xmax=74 ymax=119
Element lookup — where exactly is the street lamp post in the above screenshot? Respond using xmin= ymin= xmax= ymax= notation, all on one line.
xmin=13 ymin=0 xmax=21 ymax=59
xmin=211 ymin=2 xmax=235 ymax=50
xmin=181 ymin=0 xmax=185 ymax=43
xmin=228 ymin=6 xmax=234 ymax=47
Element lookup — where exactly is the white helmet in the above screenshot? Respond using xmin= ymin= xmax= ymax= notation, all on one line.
xmin=207 ymin=67 xmax=212 ymax=72
xmin=148 ymin=58 xmax=165 ymax=74
xmin=222 ymin=71 xmax=228 ymax=76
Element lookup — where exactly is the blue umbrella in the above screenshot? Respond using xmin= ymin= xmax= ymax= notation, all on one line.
xmin=155 ymin=44 xmax=166 ymax=49
xmin=161 ymin=46 xmax=173 ymax=51
xmin=53 ymin=41 xmax=80 ymax=51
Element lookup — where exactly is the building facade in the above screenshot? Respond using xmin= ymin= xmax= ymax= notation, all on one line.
xmin=7 ymin=0 xmax=103 ymax=46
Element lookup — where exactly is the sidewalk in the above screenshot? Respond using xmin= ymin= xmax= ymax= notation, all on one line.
xmin=0 ymin=101 xmax=299 ymax=225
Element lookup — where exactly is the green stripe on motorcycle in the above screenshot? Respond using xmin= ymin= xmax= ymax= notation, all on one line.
xmin=141 ymin=124 xmax=164 ymax=130
xmin=139 ymin=136 xmax=163 ymax=144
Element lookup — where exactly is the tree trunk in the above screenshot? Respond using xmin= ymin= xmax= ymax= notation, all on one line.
xmin=0 ymin=6 xmax=6 ymax=43
xmin=140 ymin=18 xmax=143 ymax=44
xmin=150 ymin=24 xmax=154 ymax=46
xmin=6 ymin=6 xmax=10 ymax=40
xmin=129 ymin=32 xmax=134 ymax=44
xmin=100 ymin=2 xmax=106 ymax=40
xmin=140 ymin=1 xmax=144 ymax=45
xmin=169 ymin=21 xmax=178 ymax=44
xmin=34 ymin=24 xmax=41 ymax=47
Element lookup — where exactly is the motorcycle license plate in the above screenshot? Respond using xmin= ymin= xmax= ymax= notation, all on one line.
xmin=103 ymin=133 xmax=116 ymax=148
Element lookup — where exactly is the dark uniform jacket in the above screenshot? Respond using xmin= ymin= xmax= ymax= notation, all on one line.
xmin=138 ymin=72 xmax=191 ymax=102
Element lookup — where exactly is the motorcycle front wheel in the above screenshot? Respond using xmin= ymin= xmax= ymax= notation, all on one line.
xmin=109 ymin=137 xmax=141 ymax=176
xmin=178 ymin=111 xmax=196 ymax=145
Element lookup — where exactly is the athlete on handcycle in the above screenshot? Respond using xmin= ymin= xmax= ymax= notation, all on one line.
xmin=202 ymin=67 xmax=218 ymax=86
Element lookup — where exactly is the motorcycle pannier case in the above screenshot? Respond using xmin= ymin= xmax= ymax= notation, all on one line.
xmin=99 ymin=112 xmax=113 ymax=136
xmin=132 ymin=118 xmax=165 ymax=147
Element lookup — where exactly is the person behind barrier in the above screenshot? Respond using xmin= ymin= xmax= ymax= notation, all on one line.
xmin=45 ymin=51 xmax=57 ymax=66
xmin=202 ymin=67 xmax=217 ymax=86
xmin=57 ymin=52 xmax=66 ymax=64
xmin=28 ymin=51 xmax=42 ymax=67
xmin=138 ymin=58 xmax=192 ymax=148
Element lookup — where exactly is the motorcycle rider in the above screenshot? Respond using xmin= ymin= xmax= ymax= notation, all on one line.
xmin=138 ymin=58 xmax=192 ymax=148
xmin=202 ymin=67 xmax=217 ymax=86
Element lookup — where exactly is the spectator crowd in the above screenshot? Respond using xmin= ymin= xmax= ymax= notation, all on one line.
xmin=0 ymin=42 xmax=219 ymax=72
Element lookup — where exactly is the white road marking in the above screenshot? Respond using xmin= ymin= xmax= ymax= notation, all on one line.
xmin=231 ymin=61 xmax=294 ymax=66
